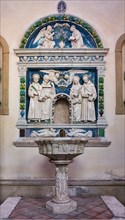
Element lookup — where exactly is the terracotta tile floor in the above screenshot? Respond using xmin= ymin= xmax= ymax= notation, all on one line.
xmin=9 ymin=196 xmax=114 ymax=219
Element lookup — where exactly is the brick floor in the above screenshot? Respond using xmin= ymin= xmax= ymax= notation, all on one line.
xmin=9 ymin=196 xmax=114 ymax=219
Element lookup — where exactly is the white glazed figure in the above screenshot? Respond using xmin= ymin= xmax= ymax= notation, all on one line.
xmin=69 ymin=25 xmax=84 ymax=48
xmin=81 ymin=74 xmax=97 ymax=122
xmin=28 ymin=74 xmax=42 ymax=122
xmin=36 ymin=25 xmax=55 ymax=48
xmin=40 ymin=75 xmax=55 ymax=121
xmin=70 ymin=76 xmax=82 ymax=122
xmin=42 ymin=25 xmax=55 ymax=48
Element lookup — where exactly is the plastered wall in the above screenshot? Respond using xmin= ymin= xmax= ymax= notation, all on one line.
xmin=0 ymin=0 xmax=125 ymax=180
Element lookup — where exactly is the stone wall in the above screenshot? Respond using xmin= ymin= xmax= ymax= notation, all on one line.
xmin=0 ymin=180 xmax=125 ymax=206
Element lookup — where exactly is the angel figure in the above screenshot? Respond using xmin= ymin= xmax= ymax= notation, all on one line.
xmin=28 ymin=74 xmax=42 ymax=122
xmin=67 ymin=69 xmax=88 ymax=84
xmin=30 ymin=128 xmax=57 ymax=137
xmin=67 ymin=129 xmax=92 ymax=137
xmin=33 ymin=25 xmax=55 ymax=48
xmin=69 ymin=25 xmax=84 ymax=48
xmin=40 ymin=69 xmax=60 ymax=83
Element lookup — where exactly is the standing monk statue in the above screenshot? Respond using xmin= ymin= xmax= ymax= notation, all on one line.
xmin=70 ymin=76 xmax=82 ymax=122
xmin=28 ymin=74 xmax=42 ymax=122
xmin=40 ymin=75 xmax=55 ymax=122
xmin=81 ymin=74 xmax=97 ymax=122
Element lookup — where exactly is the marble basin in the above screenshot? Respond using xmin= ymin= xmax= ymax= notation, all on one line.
xmin=36 ymin=137 xmax=87 ymax=161
xmin=35 ymin=137 xmax=87 ymax=214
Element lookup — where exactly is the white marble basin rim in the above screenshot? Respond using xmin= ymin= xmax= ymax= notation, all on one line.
xmin=35 ymin=136 xmax=88 ymax=143
xmin=35 ymin=137 xmax=88 ymax=161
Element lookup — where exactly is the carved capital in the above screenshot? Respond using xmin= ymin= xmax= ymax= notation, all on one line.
xmin=97 ymin=66 xmax=106 ymax=76
xmin=18 ymin=65 xmax=27 ymax=77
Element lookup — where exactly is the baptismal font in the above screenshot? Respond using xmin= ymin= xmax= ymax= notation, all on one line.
xmin=36 ymin=137 xmax=87 ymax=213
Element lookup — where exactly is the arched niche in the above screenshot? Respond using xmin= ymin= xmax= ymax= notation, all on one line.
xmin=19 ymin=14 xmax=103 ymax=49
xmin=52 ymin=93 xmax=73 ymax=124
xmin=115 ymin=33 xmax=125 ymax=114
xmin=0 ymin=36 xmax=9 ymax=115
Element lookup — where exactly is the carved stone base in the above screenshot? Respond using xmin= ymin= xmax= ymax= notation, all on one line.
xmin=52 ymin=196 xmax=70 ymax=204
xmin=46 ymin=199 xmax=77 ymax=214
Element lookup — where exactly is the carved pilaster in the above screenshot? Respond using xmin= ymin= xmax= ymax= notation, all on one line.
xmin=17 ymin=65 xmax=27 ymax=125
xmin=97 ymin=66 xmax=107 ymax=127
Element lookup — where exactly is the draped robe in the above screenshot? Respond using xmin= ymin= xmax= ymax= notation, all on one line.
xmin=81 ymin=80 xmax=97 ymax=122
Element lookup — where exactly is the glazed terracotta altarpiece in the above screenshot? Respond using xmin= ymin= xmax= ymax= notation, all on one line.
xmin=14 ymin=14 xmax=109 ymax=141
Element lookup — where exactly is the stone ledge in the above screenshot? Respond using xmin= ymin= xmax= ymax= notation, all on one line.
xmin=13 ymin=137 xmax=111 ymax=148
xmin=14 ymin=48 xmax=109 ymax=57
xmin=16 ymin=123 xmax=107 ymax=129
xmin=0 ymin=179 xmax=124 ymax=186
